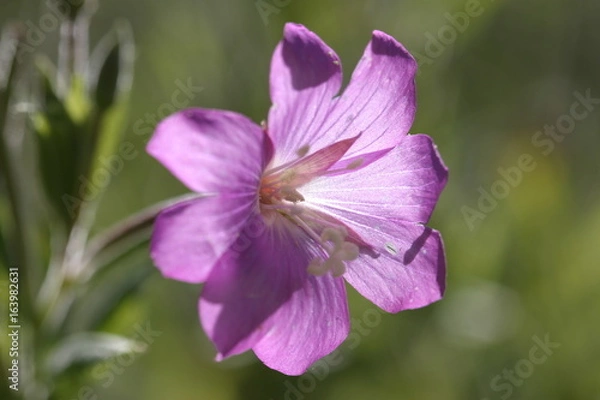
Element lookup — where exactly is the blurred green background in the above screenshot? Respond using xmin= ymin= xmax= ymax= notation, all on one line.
xmin=2 ymin=0 xmax=600 ymax=399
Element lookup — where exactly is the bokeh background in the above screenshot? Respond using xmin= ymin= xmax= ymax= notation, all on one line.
xmin=1 ymin=0 xmax=600 ymax=399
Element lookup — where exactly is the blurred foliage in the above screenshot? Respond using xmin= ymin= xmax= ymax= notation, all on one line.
xmin=1 ymin=0 xmax=599 ymax=399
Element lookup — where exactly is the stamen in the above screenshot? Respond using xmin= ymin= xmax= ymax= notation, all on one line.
xmin=289 ymin=214 xmax=334 ymax=253
xmin=263 ymin=159 xmax=300 ymax=178
xmin=346 ymin=158 xmax=364 ymax=170
xmin=279 ymin=169 xmax=297 ymax=183
xmin=296 ymin=144 xmax=310 ymax=158
xmin=279 ymin=186 xmax=305 ymax=202
xmin=301 ymin=213 xmax=348 ymax=230
xmin=261 ymin=203 xmax=300 ymax=213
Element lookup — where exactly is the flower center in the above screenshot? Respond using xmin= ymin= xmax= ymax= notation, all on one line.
xmin=258 ymin=139 xmax=363 ymax=277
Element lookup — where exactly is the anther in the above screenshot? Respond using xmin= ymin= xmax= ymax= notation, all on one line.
xmin=346 ymin=158 xmax=364 ymax=170
xmin=296 ymin=145 xmax=310 ymax=158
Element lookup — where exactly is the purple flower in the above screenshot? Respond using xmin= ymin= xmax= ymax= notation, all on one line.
xmin=147 ymin=23 xmax=448 ymax=375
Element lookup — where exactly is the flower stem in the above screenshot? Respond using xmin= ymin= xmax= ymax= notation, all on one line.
xmin=82 ymin=193 xmax=201 ymax=276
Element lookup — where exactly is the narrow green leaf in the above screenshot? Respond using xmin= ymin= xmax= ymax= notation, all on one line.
xmin=45 ymin=332 xmax=147 ymax=376
xmin=91 ymin=20 xmax=134 ymax=112
xmin=32 ymin=57 xmax=81 ymax=224
xmin=58 ymin=195 xmax=195 ymax=333
xmin=94 ymin=41 xmax=120 ymax=111
xmin=65 ymin=256 xmax=153 ymax=333
xmin=0 ymin=24 xmax=21 ymax=95
xmin=74 ymin=21 xmax=135 ymax=215
xmin=83 ymin=193 xmax=200 ymax=276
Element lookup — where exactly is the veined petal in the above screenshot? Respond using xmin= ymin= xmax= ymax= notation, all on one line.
xmin=302 ymin=134 xmax=448 ymax=224
xmin=268 ymin=23 xmax=342 ymax=164
xmin=317 ymin=30 xmax=417 ymax=157
xmin=150 ymin=194 xmax=257 ymax=283
xmin=253 ymin=273 xmax=349 ymax=376
xmin=147 ymin=108 xmax=272 ymax=194
xmin=268 ymin=28 xmax=417 ymax=165
xmin=199 ymin=214 xmax=330 ymax=360
xmin=327 ymin=213 xmax=445 ymax=313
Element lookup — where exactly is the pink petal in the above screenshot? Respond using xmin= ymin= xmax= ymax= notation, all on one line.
xmin=199 ymin=214 xmax=349 ymax=366
xmin=150 ymin=194 xmax=258 ymax=283
xmin=268 ymin=23 xmax=342 ymax=164
xmin=337 ymin=214 xmax=445 ymax=313
xmin=318 ymin=30 xmax=417 ymax=158
xmin=253 ymin=273 xmax=349 ymax=376
xmin=268 ymin=26 xmax=417 ymax=164
xmin=147 ymin=108 xmax=271 ymax=194
xmin=302 ymin=134 xmax=448 ymax=224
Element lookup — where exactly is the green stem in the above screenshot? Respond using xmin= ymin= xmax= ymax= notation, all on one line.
xmin=82 ymin=193 xmax=200 ymax=277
